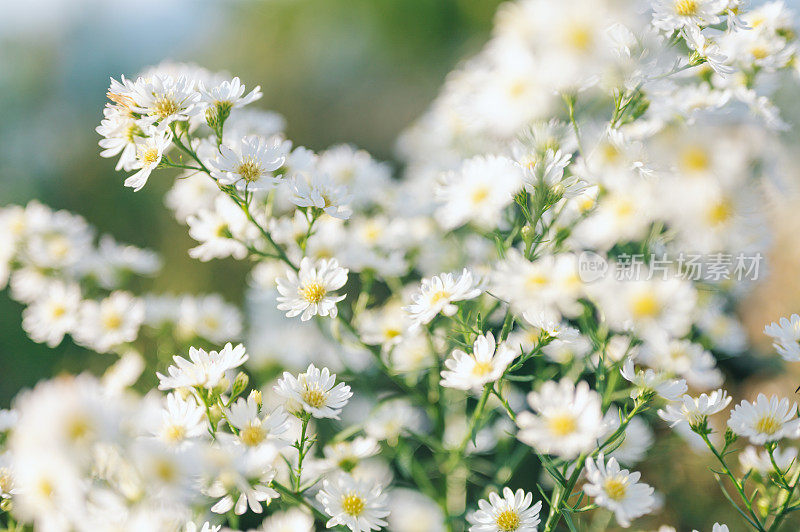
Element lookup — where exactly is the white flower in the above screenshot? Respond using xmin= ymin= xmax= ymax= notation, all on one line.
xmin=322 ymin=436 xmax=381 ymax=473
xmin=291 ymin=172 xmax=353 ymax=219
xmin=73 ymin=291 xmax=144 ymax=353
xmin=516 ymin=379 xmax=604 ymax=459
xmin=276 ymin=257 xmax=349 ymax=321
xmin=583 ymin=454 xmax=655 ymax=528
xmin=188 ymin=195 xmax=254 ymax=262
xmin=154 ymin=393 xmax=207 ymax=446
xmin=620 ymin=359 xmax=688 ymax=401
xmin=467 ymin=487 xmax=542 ymax=532
xmin=651 ymin=0 xmax=727 ymax=33
xmin=316 ymin=473 xmax=390 ymax=532
xmin=157 ymin=343 xmax=248 ymax=391
xmin=441 ymin=333 xmax=518 ymax=392
xmin=693 ymin=524 xmax=729 ymax=532
xmin=435 ymin=155 xmax=524 ymax=230
xmin=96 ymin=105 xmax=143 ymax=171
xmin=764 ymin=314 xmax=800 ymax=362
xmin=259 ymin=508 xmax=315 ymax=532
xmin=205 ymin=442 xmax=280 ymax=515
xmin=739 ymin=445 xmax=797 ymax=475
xmin=128 ymin=74 xmax=201 ymax=125
xmin=387 ymin=489 xmax=446 ymax=532
xmin=657 ymin=389 xmax=732 ymax=428
xmin=125 ymin=128 xmax=173 ymax=192
xmin=21 ymin=280 xmax=81 ymax=347
xmin=210 ymin=135 xmax=287 ymax=190
xmin=199 ymin=76 xmax=262 ymax=112
xmin=274 ymin=363 xmax=353 ymax=419
xmin=225 ymin=396 xmax=290 ymax=448
xmin=727 ymin=394 xmax=800 ymax=445
xmin=364 ymin=399 xmax=425 ymax=444
xmin=404 ymin=269 xmax=483 ymax=329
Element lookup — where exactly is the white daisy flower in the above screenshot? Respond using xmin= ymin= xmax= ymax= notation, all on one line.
xmin=435 ymin=155 xmax=524 ymax=230
xmin=620 ymin=359 xmax=688 ymax=401
xmin=73 ymin=291 xmax=144 ymax=353
xmin=259 ymin=507 xmax=315 ymax=532
xmin=225 ymin=395 xmax=290 ymax=448
xmin=322 ymin=436 xmax=381 ymax=473
xmin=693 ymin=524 xmax=729 ymax=532
xmin=516 ymin=379 xmax=604 ymax=459
xmin=764 ymin=314 xmax=800 ymax=362
xmin=154 ymin=393 xmax=207 ymax=447
xmin=96 ymin=105 xmax=143 ymax=171
xmin=404 ymin=268 xmax=483 ymax=329
xmin=727 ymin=394 xmax=800 ymax=445
xmin=657 ymin=389 xmax=732 ymax=429
xmin=21 ymin=280 xmax=81 ymax=347
xmin=199 ymin=76 xmax=262 ymax=113
xmin=441 ymin=333 xmax=518 ymax=392
xmin=316 ymin=473 xmax=389 ymax=532
xmin=157 ymin=343 xmax=249 ymax=391
xmin=387 ymin=489 xmax=446 ymax=532
xmin=274 ymin=363 xmax=353 ymax=419
xmin=290 ymin=172 xmax=353 ymax=220
xmin=125 ymin=128 xmax=173 ymax=192
xmin=276 ymin=257 xmax=349 ymax=321
xmin=467 ymin=487 xmax=542 ymax=532
xmin=739 ymin=445 xmax=797 ymax=475
xmin=128 ymin=74 xmax=201 ymax=126
xmin=205 ymin=442 xmax=280 ymax=515
xmin=210 ymin=135 xmax=287 ymax=191
xmin=583 ymin=454 xmax=655 ymax=528
xmin=651 ymin=0 xmax=727 ymax=33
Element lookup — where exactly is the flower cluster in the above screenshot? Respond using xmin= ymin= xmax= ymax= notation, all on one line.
xmin=1 ymin=0 xmax=800 ymax=531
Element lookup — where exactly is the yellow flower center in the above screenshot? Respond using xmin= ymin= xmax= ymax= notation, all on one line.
xmin=496 ymin=509 xmax=521 ymax=531
xmin=341 ymin=493 xmax=366 ymax=516
xmin=50 ymin=303 xmax=67 ymax=319
xmin=384 ymin=327 xmax=402 ymax=339
xmin=471 ymin=360 xmax=494 ymax=377
xmin=153 ymin=96 xmax=180 ymax=119
xmin=604 ymin=478 xmax=628 ymax=501
xmin=165 ymin=424 xmax=186 ymax=443
xmin=706 ymin=200 xmax=732 ymax=226
xmin=430 ymin=290 xmax=451 ymax=304
xmin=300 ymin=281 xmax=327 ymax=304
xmin=103 ymin=312 xmax=123 ymax=331
xmin=548 ymin=413 xmax=577 ymax=437
xmin=471 ymin=186 xmax=490 ymax=204
xmin=674 ymin=0 xmax=699 ymax=16
xmin=154 ymin=459 xmax=178 ymax=483
xmin=302 ymin=387 xmax=328 ymax=409
xmin=631 ymin=293 xmax=660 ymax=318
xmin=525 ymin=273 xmax=549 ymax=289
xmin=681 ymin=146 xmax=710 ymax=173
xmin=755 ymin=415 xmax=781 ymax=435
xmin=141 ymin=147 xmax=160 ymax=165
xmin=240 ymin=424 xmax=267 ymax=446
xmin=508 ymin=80 xmax=527 ymax=98
xmin=66 ymin=415 xmax=91 ymax=442
xmin=564 ymin=23 xmax=593 ymax=51
xmin=237 ymin=159 xmax=262 ymax=182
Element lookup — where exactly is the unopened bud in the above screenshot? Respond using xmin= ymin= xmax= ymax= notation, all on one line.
xmin=249 ymin=389 xmax=263 ymax=408
xmin=231 ymin=372 xmax=249 ymax=399
xmin=725 ymin=428 xmax=738 ymax=447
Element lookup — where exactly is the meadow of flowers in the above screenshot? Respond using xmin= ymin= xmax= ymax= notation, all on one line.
xmin=2 ymin=0 xmax=800 ymax=531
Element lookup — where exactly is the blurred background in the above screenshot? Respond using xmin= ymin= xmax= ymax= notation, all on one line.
xmin=3 ymin=1 xmax=800 ymax=529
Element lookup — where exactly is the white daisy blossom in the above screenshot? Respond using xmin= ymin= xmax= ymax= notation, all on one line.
xmin=157 ymin=343 xmax=249 ymax=391
xmin=404 ymin=269 xmax=483 ymax=329
xmin=693 ymin=525 xmax=730 ymax=532
xmin=316 ymin=474 xmax=390 ymax=532
xmin=205 ymin=442 xmax=280 ymax=515
xmin=21 ymin=280 xmax=81 ymax=347
xmin=291 ymin=172 xmax=353 ymax=220
xmin=727 ymin=394 xmax=800 ymax=445
xmin=651 ymin=0 xmax=728 ymax=33
xmin=128 ymin=75 xmax=201 ymax=125
xmin=583 ymin=454 xmax=656 ymax=528
xmin=210 ymin=135 xmax=287 ymax=190
xmin=125 ymin=128 xmax=173 ymax=192
xmin=467 ymin=487 xmax=542 ymax=532
xmin=620 ymin=359 xmax=688 ymax=401
xmin=276 ymin=257 xmax=349 ymax=321
xmin=435 ymin=155 xmax=524 ymax=230
xmin=225 ymin=396 xmax=290 ymax=448
xmin=259 ymin=508 xmax=315 ymax=532
xmin=657 ymin=389 xmax=732 ymax=428
xmin=739 ymin=445 xmax=798 ymax=475
xmin=73 ymin=291 xmax=144 ymax=353
xmin=441 ymin=333 xmax=518 ymax=392
xmin=154 ymin=393 xmax=208 ymax=446
xmin=516 ymin=379 xmax=604 ymax=459
xmin=199 ymin=76 xmax=262 ymax=112
xmin=764 ymin=314 xmax=800 ymax=362
xmin=274 ymin=363 xmax=353 ymax=419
